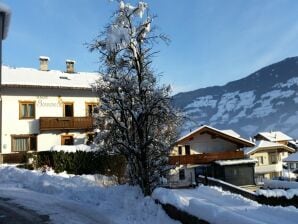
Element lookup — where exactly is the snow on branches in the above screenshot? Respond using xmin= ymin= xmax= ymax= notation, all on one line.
xmin=89 ymin=0 xmax=181 ymax=196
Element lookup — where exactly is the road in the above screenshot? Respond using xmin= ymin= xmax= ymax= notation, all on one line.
xmin=0 ymin=197 xmax=50 ymax=224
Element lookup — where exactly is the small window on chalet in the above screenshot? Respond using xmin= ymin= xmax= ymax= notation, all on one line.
xmin=179 ymin=169 xmax=185 ymax=180
xmin=12 ymin=135 xmax=37 ymax=152
xmin=256 ymin=156 xmax=263 ymax=166
xmin=19 ymin=101 xmax=35 ymax=119
xmin=178 ymin=146 xmax=182 ymax=155
xmin=64 ymin=103 xmax=74 ymax=117
xmin=185 ymin=145 xmax=190 ymax=155
xmin=86 ymin=103 xmax=98 ymax=117
xmin=269 ymin=153 xmax=278 ymax=164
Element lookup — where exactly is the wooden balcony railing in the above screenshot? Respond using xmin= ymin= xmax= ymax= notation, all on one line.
xmin=39 ymin=117 xmax=93 ymax=132
xmin=169 ymin=150 xmax=244 ymax=165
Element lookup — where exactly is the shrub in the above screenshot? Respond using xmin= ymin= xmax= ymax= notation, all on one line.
xmin=30 ymin=151 xmax=126 ymax=182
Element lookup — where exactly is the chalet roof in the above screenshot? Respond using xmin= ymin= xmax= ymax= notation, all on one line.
xmin=2 ymin=66 xmax=100 ymax=90
xmin=176 ymin=125 xmax=254 ymax=147
xmin=244 ymin=140 xmax=295 ymax=155
xmin=0 ymin=3 xmax=10 ymax=39
xmin=283 ymin=152 xmax=298 ymax=162
xmin=255 ymin=131 xmax=293 ymax=142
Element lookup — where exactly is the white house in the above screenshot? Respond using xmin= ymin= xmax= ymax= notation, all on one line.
xmin=0 ymin=58 xmax=100 ymax=157
xmin=168 ymin=125 xmax=256 ymax=186
xmin=244 ymin=140 xmax=295 ymax=180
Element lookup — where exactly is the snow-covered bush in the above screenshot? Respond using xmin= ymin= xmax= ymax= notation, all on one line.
xmin=88 ymin=1 xmax=181 ymax=195
xmin=31 ymin=151 xmax=126 ymax=182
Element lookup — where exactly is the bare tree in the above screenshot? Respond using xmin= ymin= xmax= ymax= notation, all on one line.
xmin=89 ymin=0 xmax=181 ymax=196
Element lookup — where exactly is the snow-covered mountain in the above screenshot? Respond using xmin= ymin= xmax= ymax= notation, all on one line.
xmin=173 ymin=57 xmax=298 ymax=139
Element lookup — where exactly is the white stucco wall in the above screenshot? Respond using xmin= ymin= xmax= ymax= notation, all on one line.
xmin=172 ymin=132 xmax=239 ymax=155
xmin=1 ymin=87 xmax=98 ymax=153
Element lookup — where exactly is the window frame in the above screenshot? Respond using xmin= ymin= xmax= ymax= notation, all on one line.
xmin=178 ymin=146 xmax=182 ymax=155
xmin=185 ymin=145 xmax=190 ymax=155
xmin=85 ymin=102 xmax=98 ymax=117
xmin=11 ymin=134 xmax=37 ymax=152
xmin=19 ymin=101 xmax=36 ymax=119
xmin=179 ymin=169 xmax=185 ymax=180
xmin=63 ymin=102 xmax=74 ymax=117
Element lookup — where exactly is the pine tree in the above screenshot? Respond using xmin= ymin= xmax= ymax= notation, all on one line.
xmin=89 ymin=0 xmax=181 ymax=196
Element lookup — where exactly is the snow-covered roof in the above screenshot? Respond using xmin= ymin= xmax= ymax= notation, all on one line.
xmin=244 ymin=140 xmax=295 ymax=155
xmin=256 ymin=131 xmax=293 ymax=142
xmin=176 ymin=125 xmax=254 ymax=147
xmin=2 ymin=65 xmax=100 ymax=90
xmin=221 ymin=130 xmax=241 ymax=138
xmin=283 ymin=152 xmax=298 ymax=162
xmin=214 ymin=159 xmax=257 ymax=166
xmin=0 ymin=3 xmax=11 ymax=39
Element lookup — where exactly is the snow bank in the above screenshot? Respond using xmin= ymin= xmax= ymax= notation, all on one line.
xmin=50 ymin=144 xmax=97 ymax=152
xmin=0 ymin=166 xmax=176 ymax=224
xmin=264 ymin=179 xmax=298 ymax=189
xmin=153 ymin=186 xmax=298 ymax=224
xmin=256 ymin=188 xmax=298 ymax=199
xmin=255 ymin=179 xmax=298 ymax=199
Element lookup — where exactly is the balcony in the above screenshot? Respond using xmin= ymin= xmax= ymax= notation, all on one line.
xmin=169 ymin=150 xmax=244 ymax=165
xmin=39 ymin=117 xmax=93 ymax=132
xmin=255 ymin=163 xmax=283 ymax=174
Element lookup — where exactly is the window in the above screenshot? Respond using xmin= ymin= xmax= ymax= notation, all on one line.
xmin=185 ymin=145 xmax=190 ymax=155
xmin=178 ymin=146 xmax=182 ymax=155
xmin=256 ymin=156 xmax=264 ymax=166
xmin=86 ymin=103 xmax=98 ymax=116
xmin=179 ymin=169 xmax=185 ymax=180
xmin=19 ymin=101 xmax=35 ymax=119
xmin=269 ymin=153 xmax=278 ymax=164
xmin=61 ymin=135 xmax=74 ymax=145
xmin=290 ymin=163 xmax=295 ymax=169
xmin=63 ymin=103 xmax=74 ymax=117
xmin=12 ymin=135 xmax=37 ymax=152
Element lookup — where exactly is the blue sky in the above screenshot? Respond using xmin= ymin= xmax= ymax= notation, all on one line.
xmin=2 ymin=0 xmax=298 ymax=94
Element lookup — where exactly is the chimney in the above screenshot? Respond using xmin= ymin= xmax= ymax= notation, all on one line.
xmin=66 ymin=59 xmax=75 ymax=73
xmin=39 ymin=56 xmax=50 ymax=71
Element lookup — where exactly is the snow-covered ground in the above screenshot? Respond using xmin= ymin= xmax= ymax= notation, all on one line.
xmin=0 ymin=166 xmax=178 ymax=224
xmin=153 ymin=185 xmax=298 ymax=224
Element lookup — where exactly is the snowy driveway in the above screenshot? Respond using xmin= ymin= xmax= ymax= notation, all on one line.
xmin=0 ymin=187 xmax=116 ymax=224
xmin=0 ymin=196 xmax=49 ymax=224
xmin=0 ymin=166 xmax=178 ymax=224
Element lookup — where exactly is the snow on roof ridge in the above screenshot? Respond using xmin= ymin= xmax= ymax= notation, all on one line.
xmin=66 ymin=59 xmax=76 ymax=63
xmin=0 ymin=3 xmax=11 ymax=39
xmin=176 ymin=125 xmax=254 ymax=146
xmin=257 ymin=131 xmax=293 ymax=142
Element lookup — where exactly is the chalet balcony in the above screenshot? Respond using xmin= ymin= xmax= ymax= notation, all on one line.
xmin=169 ymin=150 xmax=244 ymax=165
xmin=39 ymin=117 xmax=93 ymax=132
xmin=255 ymin=163 xmax=283 ymax=174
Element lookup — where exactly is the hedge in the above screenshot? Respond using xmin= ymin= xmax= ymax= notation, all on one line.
xmin=29 ymin=151 xmax=126 ymax=181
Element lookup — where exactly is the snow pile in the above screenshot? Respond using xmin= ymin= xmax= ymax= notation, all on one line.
xmin=153 ymin=186 xmax=298 ymax=224
xmin=0 ymin=166 xmax=176 ymax=224
xmin=263 ymin=179 xmax=298 ymax=189
xmin=50 ymin=144 xmax=97 ymax=152
xmin=256 ymin=188 xmax=298 ymax=199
